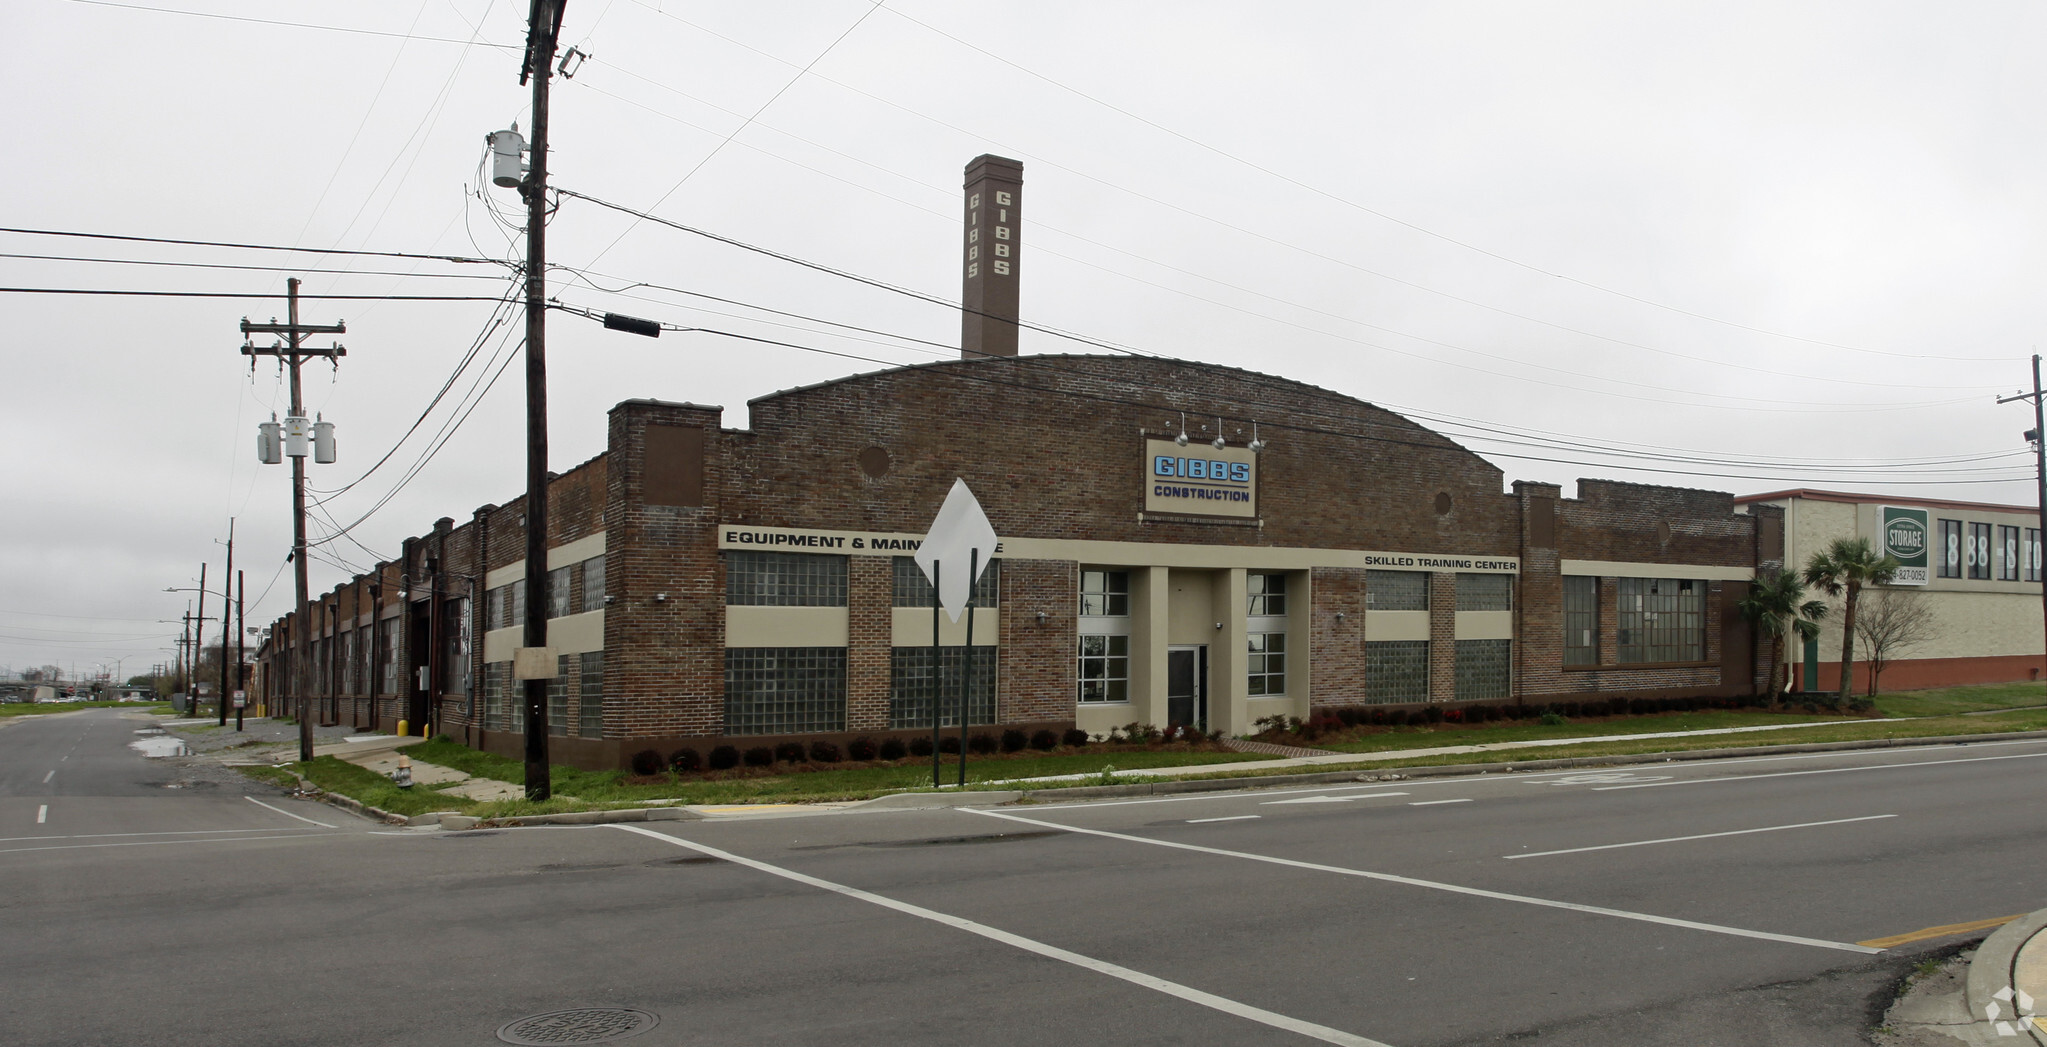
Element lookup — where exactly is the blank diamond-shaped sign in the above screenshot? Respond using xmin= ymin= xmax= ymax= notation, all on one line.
xmin=914 ymin=479 xmax=998 ymax=623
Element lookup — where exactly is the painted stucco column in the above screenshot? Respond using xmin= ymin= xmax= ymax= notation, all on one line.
xmin=1216 ymin=567 xmax=1250 ymax=734
xmin=1131 ymin=565 xmax=1169 ymax=728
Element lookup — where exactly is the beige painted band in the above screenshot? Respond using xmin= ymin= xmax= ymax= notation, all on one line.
xmin=1561 ymin=559 xmax=1753 ymax=581
xmin=724 ymin=606 xmax=849 ymax=648
xmin=484 ymin=531 xmax=608 ymax=590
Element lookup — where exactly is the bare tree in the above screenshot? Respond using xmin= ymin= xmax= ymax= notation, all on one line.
xmin=1854 ymin=587 xmax=1938 ymax=696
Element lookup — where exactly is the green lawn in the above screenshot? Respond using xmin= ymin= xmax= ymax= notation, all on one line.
xmin=1870 ymin=681 xmax=2046 ymax=718
xmin=0 ymin=700 xmax=173 ymax=718
xmin=1308 ymin=710 xmax=1857 ymax=754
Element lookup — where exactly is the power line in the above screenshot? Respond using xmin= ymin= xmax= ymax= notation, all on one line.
xmin=0 ymin=287 xmax=512 ymax=300
xmin=0 ymin=227 xmax=507 ymax=266
xmin=0 ymin=252 xmax=507 ymax=280
xmin=58 ymin=0 xmax=520 ymax=49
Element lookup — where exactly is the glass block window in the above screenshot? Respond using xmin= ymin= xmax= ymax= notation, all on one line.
xmin=1365 ymin=640 xmax=1428 ymax=704
xmin=546 ymin=654 xmax=570 ymax=736
xmin=1248 ymin=632 xmax=1286 ymax=696
xmin=1365 ymin=570 xmax=1427 ymax=611
xmin=1937 ymin=519 xmax=1963 ymax=579
xmin=581 ymin=556 xmax=606 ymax=613
xmin=509 ymin=579 xmax=526 ymax=628
xmin=2000 ymin=525 xmax=2022 ymax=581
xmin=893 ymin=557 xmax=999 ymax=607
xmin=578 ymin=652 xmax=604 ymax=738
xmin=1077 ymin=634 xmax=1130 ymax=703
xmin=1563 ymin=576 xmax=1597 ymax=667
xmin=1455 ymin=639 xmax=1511 ymax=701
xmin=888 ymin=647 xmax=997 ymax=729
xmin=340 ymin=632 xmax=358 ymax=695
xmin=2028 ymin=529 xmax=2042 ymax=584
xmin=362 ymin=629 xmax=376 ymax=695
xmin=1969 ymin=522 xmax=1992 ymax=580
xmin=724 ymin=647 xmax=847 ymax=734
xmin=508 ymin=670 xmax=525 ymax=734
xmin=483 ymin=662 xmax=506 ymax=730
xmin=379 ymin=627 xmax=400 ymax=694
xmin=547 ymin=566 xmax=572 ymax=619
xmin=1247 ymin=573 xmax=1287 ymax=616
xmin=1616 ymin=578 xmax=1704 ymax=663
xmin=439 ymin=598 xmax=470 ymax=695
xmin=1456 ymin=573 xmax=1512 ymax=611
xmin=725 ymin=552 xmax=848 ymax=607
xmin=1079 ymin=570 xmax=1130 ymax=616
xmin=487 ymin=585 xmax=506 ymax=630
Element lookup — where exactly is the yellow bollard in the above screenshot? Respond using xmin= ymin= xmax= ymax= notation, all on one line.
xmin=396 ymin=719 xmax=409 ymax=737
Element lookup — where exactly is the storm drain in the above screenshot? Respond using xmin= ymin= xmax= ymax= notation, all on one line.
xmin=496 ymin=1008 xmax=659 ymax=1045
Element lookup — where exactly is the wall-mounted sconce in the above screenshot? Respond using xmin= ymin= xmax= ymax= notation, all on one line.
xmin=1035 ymin=611 xmax=1047 ymax=623
xmin=655 ymin=593 xmax=668 ymax=603
xmin=1249 ymin=422 xmax=1266 ymax=454
xmin=604 ymin=595 xmax=617 ymax=605
xmin=1213 ymin=621 xmax=1223 ymax=630
xmin=1212 ymin=417 xmax=1226 ymax=450
xmin=1175 ymin=412 xmax=1189 ymax=447
xmin=1334 ymin=611 xmax=1346 ymax=621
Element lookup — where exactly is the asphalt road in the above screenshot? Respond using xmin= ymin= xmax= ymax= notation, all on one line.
xmin=5 ymin=709 xmax=2045 ymax=1047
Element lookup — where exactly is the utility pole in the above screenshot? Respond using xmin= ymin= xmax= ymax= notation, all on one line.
xmin=242 ymin=278 xmax=345 ymax=763
xmin=218 ymin=519 xmax=235 ymax=727
xmin=193 ymin=562 xmax=207 ymax=718
xmin=235 ymin=569 xmax=247 ymax=732
xmin=515 ymin=0 xmax=565 ymax=801
xmin=1999 ymin=355 xmax=2047 ymax=682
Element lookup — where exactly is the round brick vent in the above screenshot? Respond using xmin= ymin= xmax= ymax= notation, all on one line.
xmin=1434 ymin=492 xmax=1453 ymax=515
xmin=858 ymin=445 xmax=892 ymax=478
xmin=497 ymin=1008 xmax=659 ymax=1045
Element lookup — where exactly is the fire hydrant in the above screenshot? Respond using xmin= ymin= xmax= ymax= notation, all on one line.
xmin=392 ymin=753 xmax=414 ymax=789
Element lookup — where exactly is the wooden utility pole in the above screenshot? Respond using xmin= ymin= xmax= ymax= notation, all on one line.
xmin=516 ymin=0 xmax=565 ymax=801
xmin=235 ymin=570 xmax=247 ymax=732
xmin=1998 ymin=355 xmax=2047 ymax=681
xmin=217 ymin=520 xmax=235 ymax=726
xmin=242 ymin=279 xmax=345 ymax=762
xmin=193 ymin=562 xmax=207 ymax=717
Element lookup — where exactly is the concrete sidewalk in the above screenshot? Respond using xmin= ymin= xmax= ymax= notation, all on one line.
xmin=1882 ymin=909 xmax=2047 ymax=1044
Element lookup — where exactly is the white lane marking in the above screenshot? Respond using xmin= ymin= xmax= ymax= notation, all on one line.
xmin=1031 ymin=781 xmax=1438 ymax=812
xmin=36 ymin=805 xmax=47 ymax=824
xmin=1410 ymin=799 xmax=1472 ymax=806
xmin=1188 ymin=815 xmax=1261 ymax=824
xmin=1504 ymin=814 xmax=1897 ymax=860
xmin=1262 ymin=792 xmax=1410 ymax=806
xmin=968 ymin=809 xmax=1877 ymax=955
xmin=1594 ymin=751 xmax=2047 ymax=792
xmin=245 ymin=796 xmax=337 ymax=828
xmin=0 ymin=827 xmax=311 ymax=843
xmin=610 ymin=824 xmax=1394 ymax=1047
xmin=1539 ymin=772 xmax=1672 ymax=786
xmin=0 ymin=832 xmax=337 ymax=855
xmin=41 ymin=770 xmax=54 ymax=784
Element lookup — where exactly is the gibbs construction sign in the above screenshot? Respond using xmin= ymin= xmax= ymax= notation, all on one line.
xmin=1881 ymin=505 xmax=1930 ymax=585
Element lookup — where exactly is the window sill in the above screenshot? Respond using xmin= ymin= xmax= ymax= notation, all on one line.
xmin=1563 ymin=660 xmax=1714 ymax=672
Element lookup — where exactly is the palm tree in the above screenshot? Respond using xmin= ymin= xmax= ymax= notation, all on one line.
xmin=1802 ymin=537 xmax=1900 ymax=698
xmin=1737 ymin=569 xmax=1828 ymax=698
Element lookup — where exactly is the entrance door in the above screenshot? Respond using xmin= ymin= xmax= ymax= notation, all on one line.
xmin=1166 ymin=645 xmax=1207 ymax=731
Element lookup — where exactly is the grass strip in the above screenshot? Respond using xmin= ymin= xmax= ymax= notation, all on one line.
xmin=0 ymin=700 xmax=175 ymax=718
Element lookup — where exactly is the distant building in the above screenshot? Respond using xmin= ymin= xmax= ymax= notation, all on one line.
xmin=1735 ymin=489 xmax=2044 ymax=691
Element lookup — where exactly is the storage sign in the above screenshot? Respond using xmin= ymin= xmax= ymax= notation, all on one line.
xmin=1144 ymin=438 xmax=1257 ymax=518
xmin=1881 ymin=505 xmax=1929 ymax=585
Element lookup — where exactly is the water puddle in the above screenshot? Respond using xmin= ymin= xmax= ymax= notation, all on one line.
xmin=129 ymin=735 xmax=191 ymax=758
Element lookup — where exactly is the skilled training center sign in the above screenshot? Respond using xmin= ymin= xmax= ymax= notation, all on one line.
xmin=1144 ymin=438 xmax=1257 ymax=519
xmin=1881 ymin=505 xmax=1930 ymax=585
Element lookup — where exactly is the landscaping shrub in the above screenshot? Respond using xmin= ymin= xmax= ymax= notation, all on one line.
xmin=668 ymin=747 xmax=703 ymax=773
xmin=968 ymin=733 xmax=998 ymax=755
xmin=709 ymin=745 xmax=740 ymax=770
xmin=1560 ymin=701 xmax=1582 ymax=718
xmin=1062 ymin=728 xmax=1090 ymax=747
xmin=878 ymin=737 xmax=908 ymax=760
xmin=1421 ymin=705 xmax=1444 ymax=724
xmin=1367 ymin=708 xmax=1388 ymax=726
xmin=774 ymin=741 xmax=807 ymax=764
xmin=1482 ymin=705 xmax=1503 ymax=722
xmin=1384 ymin=709 xmax=1409 ymax=727
xmin=847 ymin=736 xmax=879 ymax=761
xmin=1307 ymin=712 xmax=1344 ymax=736
xmin=939 ymin=735 xmax=961 ymax=754
xmin=1030 ymin=729 xmax=1059 ymax=751
xmin=1539 ymin=711 xmax=1567 ymax=726
xmin=809 ymin=741 xmax=842 ymax=763
xmin=743 ymin=746 xmax=775 ymax=767
xmin=1336 ymin=707 xmax=1360 ymax=727
xmin=1442 ymin=708 xmax=1465 ymax=724
xmin=908 ymin=736 xmax=933 ymax=757
xmin=1001 ymin=729 xmax=1028 ymax=753
xmin=630 ymin=749 xmax=666 ymax=776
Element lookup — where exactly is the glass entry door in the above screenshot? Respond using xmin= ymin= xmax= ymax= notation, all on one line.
xmin=1167 ymin=645 xmax=1207 ymax=731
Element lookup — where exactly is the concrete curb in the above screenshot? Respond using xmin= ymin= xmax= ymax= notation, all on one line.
xmin=472 ymin=807 xmax=702 ymax=828
xmin=1011 ymin=730 xmax=2047 ymax=802
xmin=1964 ymin=909 xmax=2047 ymax=1043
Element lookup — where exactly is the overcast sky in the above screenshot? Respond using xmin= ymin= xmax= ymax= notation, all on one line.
xmin=5 ymin=0 xmax=2043 ymax=678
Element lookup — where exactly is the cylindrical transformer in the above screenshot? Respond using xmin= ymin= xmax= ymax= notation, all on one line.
xmin=490 ymin=129 xmax=526 ymax=188
xmin=313 ymin=418 xmax=336 ymax=464
xmin=256 ymin=420 xmax=282 ymax=465
xmin=283 ymin=415 xmax=311 ymax=459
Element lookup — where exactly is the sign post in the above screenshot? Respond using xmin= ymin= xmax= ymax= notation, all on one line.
xmin=914 ymin=480 xmax=999 ymax=790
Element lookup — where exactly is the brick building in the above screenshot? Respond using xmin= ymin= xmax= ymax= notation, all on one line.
xmin=258 ymin=353 xmax=1782 ymax=770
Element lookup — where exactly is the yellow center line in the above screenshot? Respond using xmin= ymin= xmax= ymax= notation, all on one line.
xmin=1858 ymin=914 xmax=2026 ymax=949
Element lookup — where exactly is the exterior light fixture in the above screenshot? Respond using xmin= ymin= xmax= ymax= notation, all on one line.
xmin=1175 ymin=412 xmax=1189 ymax=447
xmin=1249 ymin=422 xmax=1266 ymax=454
xmin=1213 ymin=417 xmax=1226 ymax=450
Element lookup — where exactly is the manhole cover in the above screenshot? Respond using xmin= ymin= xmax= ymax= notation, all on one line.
xmin=497 ymin=1008 xmax=659 ymax=1045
